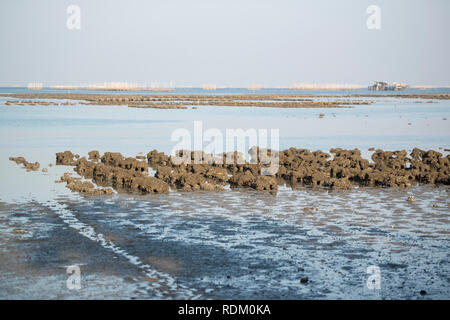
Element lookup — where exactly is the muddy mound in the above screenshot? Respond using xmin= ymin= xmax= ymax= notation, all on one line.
xmin=9 ymin=156 xmax=40 ymax=171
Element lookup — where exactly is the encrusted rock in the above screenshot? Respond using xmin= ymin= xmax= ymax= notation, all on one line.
xmin=88 ymin=150 xmax=100 ymax=160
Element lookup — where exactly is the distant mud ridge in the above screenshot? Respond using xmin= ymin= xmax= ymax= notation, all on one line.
xmin=53 ymin=147 xmax=450 ymax=195
xmin=4 ymin=100 xmax=76 ymax=107
xmin=2 ymin=93 xmax=450 ymax=110
xmin=1 ymin=93 xmax=373 ymax=109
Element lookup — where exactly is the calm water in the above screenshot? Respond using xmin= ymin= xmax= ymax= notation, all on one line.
xmin=0 ymin=91 xmax=449 ymax=299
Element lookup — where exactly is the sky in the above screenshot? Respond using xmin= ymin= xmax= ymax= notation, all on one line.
xmin=0 ymin=0 xmax=449 ymax=87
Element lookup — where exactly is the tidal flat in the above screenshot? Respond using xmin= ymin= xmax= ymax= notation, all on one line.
xmin=0 ymin=89 xmax=449 ymax=299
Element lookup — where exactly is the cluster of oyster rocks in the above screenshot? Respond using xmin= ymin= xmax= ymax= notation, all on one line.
xmin=53 ymin=146 xmax=450 ymax=195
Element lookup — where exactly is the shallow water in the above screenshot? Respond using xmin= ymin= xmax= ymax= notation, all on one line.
xmin=0 ymin=92 xmax=449 ymax=299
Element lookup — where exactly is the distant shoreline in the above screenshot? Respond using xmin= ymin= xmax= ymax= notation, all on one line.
xmin=2 ymin=86 xmax=450 ymax=91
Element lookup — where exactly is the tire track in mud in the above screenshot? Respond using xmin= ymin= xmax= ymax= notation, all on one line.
xmin=43 ymin=200 xmax=201 ymax=299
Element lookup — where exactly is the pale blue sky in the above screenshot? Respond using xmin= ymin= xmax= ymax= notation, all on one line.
xmin=0 ymin=0 xmax=449 ymax=86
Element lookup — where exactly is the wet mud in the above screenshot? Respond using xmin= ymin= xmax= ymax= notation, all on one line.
xmin=1 ymin=184 xmax=448 ymax=299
